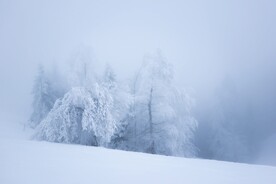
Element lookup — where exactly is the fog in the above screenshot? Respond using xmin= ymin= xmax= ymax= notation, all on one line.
xmin=0 ymin=0 xmax=276 ymax=164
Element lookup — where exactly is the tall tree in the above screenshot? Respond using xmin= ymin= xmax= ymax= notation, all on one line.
xmin=34 ymin=86 xmax=117 ymax=146
xmin=124 ymin=51 xmax=198 ymax=156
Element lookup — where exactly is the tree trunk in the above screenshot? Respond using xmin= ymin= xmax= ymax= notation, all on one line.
xmin=148 ymin=87 xmax=155 ymax=154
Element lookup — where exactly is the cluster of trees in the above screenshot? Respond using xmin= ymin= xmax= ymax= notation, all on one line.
xmin=30 ymin=51 xmax=198 ymax=157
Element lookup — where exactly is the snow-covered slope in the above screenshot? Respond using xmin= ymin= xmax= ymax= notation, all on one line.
xmin=1 ymin=139 xmax=276 ymax=184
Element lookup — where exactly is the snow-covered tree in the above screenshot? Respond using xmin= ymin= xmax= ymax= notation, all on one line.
xmin=168 ymin=89 xmax=198 ymax=156
xmin=101 ymin=64 xmax=132 ymax=148
xmin=29 ymin=65 xmax=57 ymax=128
xmin=34 ymin=81 xmax=129 ymax=147
xmin=34 ymin=87 xmax=95 ymax=144
xmin=82 ymin=84 xmax=118 ymax=146
xmin=123 ymin=51 xmax=198 ymax=156
xmin=32 ymin=50 xmax=197 ymax=157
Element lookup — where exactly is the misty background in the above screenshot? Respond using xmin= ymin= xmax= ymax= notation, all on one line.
xmin=0 ymin=0 xmax=276 ymax=165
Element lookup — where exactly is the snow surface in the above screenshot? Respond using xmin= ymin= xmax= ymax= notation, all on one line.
xmin=1 ymin=138 xmax=276 ymax=184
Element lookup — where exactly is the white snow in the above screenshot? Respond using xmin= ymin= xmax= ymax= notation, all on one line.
xmin=1 ymin=138 xmax=276 ymax=184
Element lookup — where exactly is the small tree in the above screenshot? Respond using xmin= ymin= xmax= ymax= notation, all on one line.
xmin=34 ymin=82 xmax=128 ymax=147
xmin=30 ymin=65 xmax=57 ymax=128
xmin=34 ymin=87 xmax=95 ymax=144
xmin=101 ymin=65 xmax=132 ymax=148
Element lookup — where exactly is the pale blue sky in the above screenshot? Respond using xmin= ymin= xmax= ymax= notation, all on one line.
xmin=0 ymin=0 xmax=275 ymax=125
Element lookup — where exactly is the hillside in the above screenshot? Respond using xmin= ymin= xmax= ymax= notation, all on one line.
xmin=1 ymin=138 xmax=276 ymax=184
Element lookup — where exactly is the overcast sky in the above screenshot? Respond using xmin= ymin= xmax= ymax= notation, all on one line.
xmin=1 ymin=0 xmax=276 ymax=125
